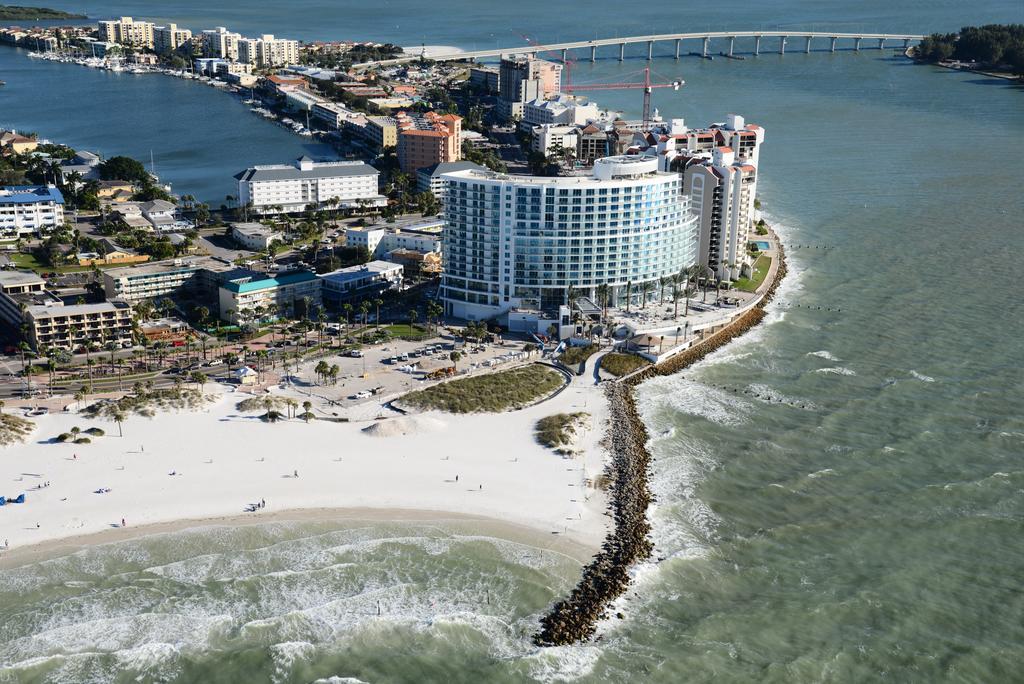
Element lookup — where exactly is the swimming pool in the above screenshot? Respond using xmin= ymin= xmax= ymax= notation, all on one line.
xmin=753 ymin=240 xmax=771 ymax=251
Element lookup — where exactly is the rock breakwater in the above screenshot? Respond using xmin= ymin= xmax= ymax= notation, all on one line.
xmin=534 ymin=241 xmax=788 ymax=646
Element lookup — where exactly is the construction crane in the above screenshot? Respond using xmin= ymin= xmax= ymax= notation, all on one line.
xmin=563 ymin=67 xmax=683 ymax=129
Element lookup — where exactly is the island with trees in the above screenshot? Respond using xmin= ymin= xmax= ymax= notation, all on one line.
xmin=0 ymin=5 xmax=86 ymax=20
xmin=914 ymin=24 xmax=1024 ymax=77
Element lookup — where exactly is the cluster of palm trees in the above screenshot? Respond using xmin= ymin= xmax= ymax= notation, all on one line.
xmin=313 ymin=360 xmax=341 ymax=385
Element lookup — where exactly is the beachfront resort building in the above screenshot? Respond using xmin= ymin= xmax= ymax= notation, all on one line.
xmin=320 ymin=261 xmax=404 ymax=305
xmin=440 ymin=155 xmax=698 ymax=321
xmin=396 ymin=112 xmax=462 ymax=173
xmin=345 ymin=221 xmax=442 ymax=260
xmin=235 ymin=157 xmax=387 ymax=215
xmin=98 ymin=17 xmax=155 ymax=49
xmin=218 ymin=271 xmax=322 ymax=324
xmin=0 ymin=185 xmax=65 ymax=238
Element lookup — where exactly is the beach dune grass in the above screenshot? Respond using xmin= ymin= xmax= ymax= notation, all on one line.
xmin=402 ymin=364 xmax=565 ymax=413
xmin=600 ymin=353 xmax=651 ymax=377
xmin=535 ymin=412 xmax=590 ymax=449
xmin=0 ymin=413 xmax=33 ymax=447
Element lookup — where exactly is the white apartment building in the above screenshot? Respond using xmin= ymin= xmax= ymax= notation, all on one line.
xmin=23 ymin=300 xmax=134 ymax=351
xmin=202 ymin=27 xmax=241 ymax=61
xmin=345 ymin=225 xmax=441 ymax=260
xmin=441 ymin=156 xmax=698 ymax=321
xmin=521 ymin=95 xmax=601 ymax=129
xmin=153 ymin=23 xmax=192 ymax=53
xmin=231 ymin=222 xmax=282 ymax=251
xmin=531 ymin=124 xmax=580 ymax=156
xmin=218 ymin=271 xmax=321 ymax=324
xmin=235 ymin=157 xmax=387 ymax=215
xmin=320 ymin=261 xmax=403 ymax=305
xmin=0 ymin=185 xmax=65 ymax=238
xmin=415 ymin=161 xmax=485 ymax=204
xmin=98 ymin=17 xmax=155 ymax=49
xmin=311 ymin=100 xmax=358 ymax=129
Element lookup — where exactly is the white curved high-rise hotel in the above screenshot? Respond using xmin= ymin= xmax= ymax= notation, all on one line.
xmin=441 ymin=156 xmax=698 ymax=321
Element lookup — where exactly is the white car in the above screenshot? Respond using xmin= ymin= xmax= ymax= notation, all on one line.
xmin=348 ymin=349 xmax=364 ymax=358
xmin=353 ymin=390 xmax=372 ymax=399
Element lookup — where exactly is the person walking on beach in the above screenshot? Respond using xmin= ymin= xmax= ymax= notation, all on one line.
xmin=121 ymin=518 xmax=125 ymax=528
xmin=479 ymin=484 xmax=482 ymax=491
xmin=455 ymin=475 xmax=459 ymax=482
xmin=261 ymin=499 xmax=265 ymax=508
xmin=293 ymin=470 xmax=298 ymax=478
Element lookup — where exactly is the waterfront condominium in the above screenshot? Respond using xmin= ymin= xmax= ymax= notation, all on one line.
xmin=218 ymin=271 xmax=322 ymax=324
xmin=234 ymin=157 xmax=387 ymax=215
xmin=498 ymin=56 xmax=562 ymax=120
xmin=440 ymin=155 xmax=698 ymax=321
xmin=0 ymin=185 xmax=65 ymax=238
xmin=237 ymin=34 xmax=299 ymax=68
xmin=97 ymin=17 xmax=155 ymax=49
xmin=396 ymin=112 xmax=462 ymax=174
xmin=653 ymin=115 xmax=765 ymax=280
xmin=153 ymin=23 xmax=193 ymax=53
xmin=202 ymin=27 xmax=242 ymax=61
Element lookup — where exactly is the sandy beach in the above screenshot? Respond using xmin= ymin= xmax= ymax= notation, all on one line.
xmin=0 ymin=378 xmax=609 ymax=567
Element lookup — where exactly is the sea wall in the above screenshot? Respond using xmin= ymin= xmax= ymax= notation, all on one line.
xmin=535 ymin=240 xmax=788 ymax=646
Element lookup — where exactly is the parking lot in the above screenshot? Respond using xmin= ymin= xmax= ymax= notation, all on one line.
xmin=279 ymin=334 xmax=537 ymax=417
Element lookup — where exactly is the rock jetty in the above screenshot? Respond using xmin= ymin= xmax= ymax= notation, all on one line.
xmin=535 ymin=242 xmax=788 ymax=646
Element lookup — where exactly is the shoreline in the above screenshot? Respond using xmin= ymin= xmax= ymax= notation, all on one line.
xmin=536 ymin=228 xmax=788 ymax=645
xmin=0 ymin=505 xmax=597 ymax=570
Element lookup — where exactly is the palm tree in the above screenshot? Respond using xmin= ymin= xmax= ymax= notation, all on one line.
xmin=113 ymin=410 xmax=126 ymax=438
xmin=342 ymin=302 xmax=353 ymax=327
xmin=359 ymin=301 xmax=371 ymax=328
xmin=373 ymin=298 xmax=383 ymax=330
xmin=409 ymin=309 xmax=419 ymax=328
xmin=329 ymin=364 xmax=339 ymax=385
xmin=672 ymin=284 xmax=683 ymax=319
xmin=449 ymin=350 xmax=461 ymax=370
xmin=641 ymin=281 xmax=654 ymax=310
xmin=302 ymin=400 xmax=313 ymax=422
xmin=596 ymin=283 xmax=609 ymax=322
xmin=625 ymin=280 xmax=633 ymax=313
xmin=659 ymin=276 xmax=670 ymax=304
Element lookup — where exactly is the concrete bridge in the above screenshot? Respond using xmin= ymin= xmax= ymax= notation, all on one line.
xmin=355 ymin=31 xmax=926 ymax=68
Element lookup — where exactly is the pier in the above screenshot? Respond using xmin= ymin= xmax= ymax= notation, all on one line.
xmin=355 ymin=31 xmax=926 ymax=68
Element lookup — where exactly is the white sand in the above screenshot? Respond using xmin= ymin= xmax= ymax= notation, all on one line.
xmin=0 ymin=380 xmax=609 ymax=561
xmin=401 ymin=45 xmax=465 ymax=58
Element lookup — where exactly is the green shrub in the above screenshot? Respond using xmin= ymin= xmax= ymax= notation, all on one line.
xmin=558 ymin=344 xmax=598 ymax=366
xmin=56 ymin=432 xmax=73 ymax=442
xmin=73 ymin=437 xmax=91 ymax=444
xmin=601 ymin=353 xmax=651 ymax=377
xmin=84 ymin=427 xmax=105 ymax=436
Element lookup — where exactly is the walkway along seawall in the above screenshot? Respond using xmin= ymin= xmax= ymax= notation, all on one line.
xmin=535 ymin=239 xmax=788 ymax=646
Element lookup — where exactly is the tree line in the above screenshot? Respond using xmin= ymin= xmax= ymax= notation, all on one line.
xmin=916 ymin=24 xmax=1024 ymax=73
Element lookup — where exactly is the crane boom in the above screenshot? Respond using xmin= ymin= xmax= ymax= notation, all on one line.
xmin=561 ymin=67 xmax=682 ymax=127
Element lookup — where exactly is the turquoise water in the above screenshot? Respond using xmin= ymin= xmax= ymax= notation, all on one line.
xmin=3 ymin=1 xmax=1024 ymax=682
xmin=752 ymin=241 xmax=771 ymax=251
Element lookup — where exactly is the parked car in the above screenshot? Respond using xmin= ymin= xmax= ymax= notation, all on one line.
xmin=348 ymin=349 xmax=364 ymax=358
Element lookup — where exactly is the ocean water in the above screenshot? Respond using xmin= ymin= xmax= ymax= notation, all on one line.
xmin=3 ymin=1 xmax=1024 ymax=681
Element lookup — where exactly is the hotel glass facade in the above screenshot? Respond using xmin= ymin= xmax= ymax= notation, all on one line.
xmin=441 ymin=156 xmax=698 ymax=320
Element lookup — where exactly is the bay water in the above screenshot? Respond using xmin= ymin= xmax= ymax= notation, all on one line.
xmin=1 ymin=0 xmax=1022 ymax=681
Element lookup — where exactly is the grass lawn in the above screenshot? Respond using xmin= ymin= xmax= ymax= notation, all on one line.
xmin=734 ymin=255 xmax=772 ymax=293
xmin=8 ymin=252 xmax=44 ymax=271
xmin=386 ymin=324 xmax=434 ymax=340
xmin=600 ymin=352 xmax=651 ymax=377
xmin=402 ymin=364 xmax=564 ymax=413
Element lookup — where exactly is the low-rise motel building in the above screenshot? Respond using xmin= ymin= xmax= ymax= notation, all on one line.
xmin=0 ymin=271 xmax=133 ymax=352
xmin=218 ymin=271 xmax=322 ymax=324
